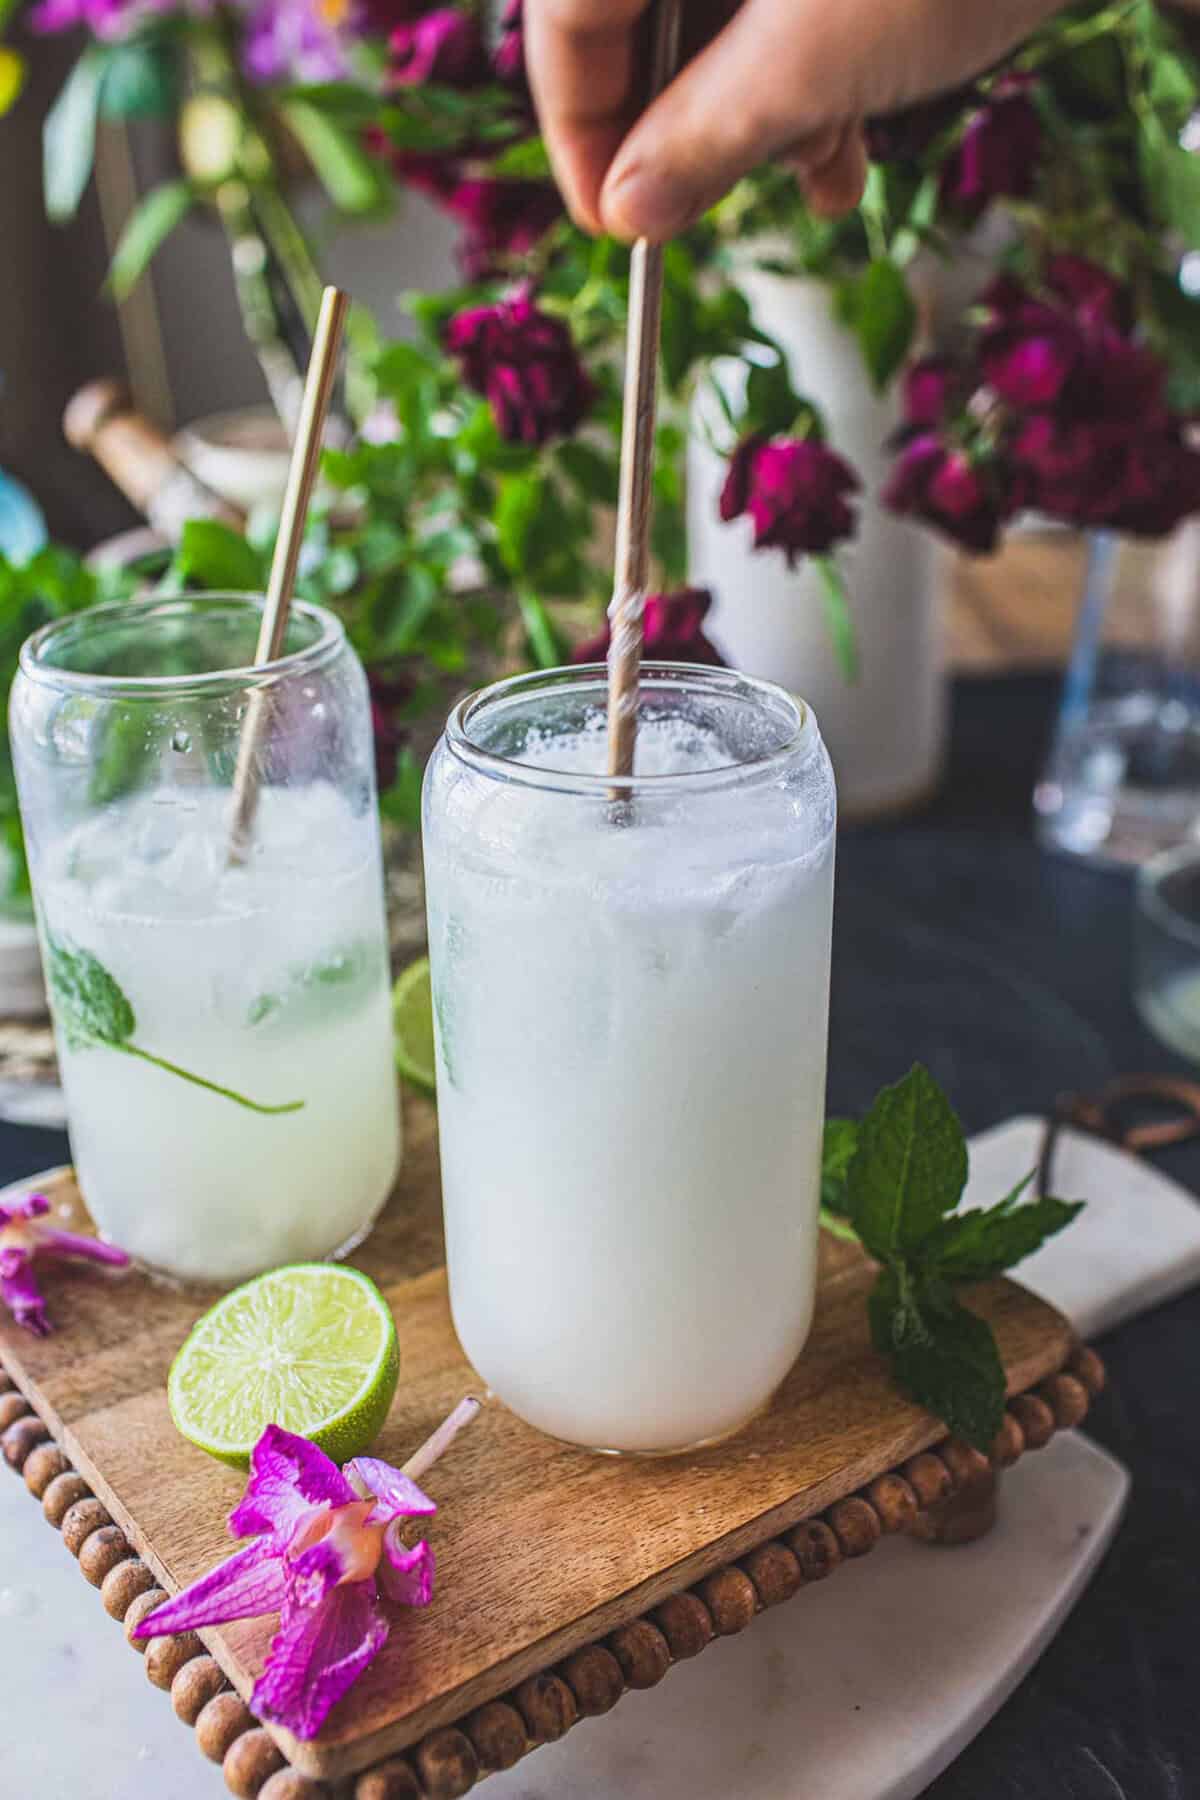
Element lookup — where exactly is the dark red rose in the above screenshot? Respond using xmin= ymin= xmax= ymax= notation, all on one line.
xmin=367 ymin=668 xmax=415 ymax=793
xmin=981 ymin=318 xmax=1078 ymax=409
xmin=445 ymin=289 xmax=593 ymax=445
xmin=1013 ymin=415 xmax=1200 ymax=535
xmin=443 ymin=177 xmax=562 ymax=278
xmin=864 ymin=86 xmax=977 ymax=163
xmin=388 ymin=7 xmax=488 ymax=86
xmin=493 ymin=0 xmax=525 ymax=86
xmin=939 ymin=76 xmax=1042 ymax=216
xmin=883 ymin=433 xmax=1013 ymax=554
xmin=978 ymin=272 xmax=1166 ymax=427
xmin=902 ymin=355 xmax=957 ymax=427
xmin=719 ymin=435 xmax=860 ymax=563
xmin=572 ymin=588 xmax=726 ymax=667
xmin=1044 ymin=254 xmax=1133 ymax=333
xmin=364 ymin=129 xmax=465 ymax=201
xmin=361 ymin=0 xmax=432 ymax=33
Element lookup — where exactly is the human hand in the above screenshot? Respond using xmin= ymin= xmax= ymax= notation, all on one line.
xmin=525 ymin=0 xmax=1066 ymax=240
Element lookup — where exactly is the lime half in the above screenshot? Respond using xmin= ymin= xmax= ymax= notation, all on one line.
xmin=168 ymin=1264 xmax=399 ymax=1469
xmin=393 ymin=955 xmax=436 ymax=1095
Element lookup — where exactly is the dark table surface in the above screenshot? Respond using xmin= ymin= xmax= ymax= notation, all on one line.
xmin=2 ymin=673 xmax=1196 ymax=1799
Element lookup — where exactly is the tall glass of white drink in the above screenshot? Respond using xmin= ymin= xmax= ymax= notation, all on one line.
xmin=423 ymin=664 xmax=836 ymax=1452
xmin=11 ymin=596 xmax=401 ymax=1285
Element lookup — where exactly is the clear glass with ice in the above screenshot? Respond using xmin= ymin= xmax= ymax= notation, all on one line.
xmin=423 ymin=664 xmax=837 ymax=1453
xmin=10 ymin=595 xmax=401 ymax=1284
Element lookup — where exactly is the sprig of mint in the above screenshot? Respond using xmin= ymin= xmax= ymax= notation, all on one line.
xmin=46 ymin=934 xmax=304 ymax=1117
xmin=823 ymin=1065 xmax=1082 ymax=1450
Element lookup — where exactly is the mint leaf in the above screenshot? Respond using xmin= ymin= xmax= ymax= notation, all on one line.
xmin=46 ymin=932 xmax=303 ymax=1116
xmin=820 ymin=1118 xmax=860 ymax=1238
xmin=45 ymin=935 xmax=135 ymax=1049
xmin=845 ymin=1063 xmax=967 ymax=1260
xmin=923 ymin=1175 xmax=1083 ymax=1282
xmin=822 ymin=1117 xmax=859 ymax=1212
xmin=872 ymin=1270 xmax=1007 ymax=1449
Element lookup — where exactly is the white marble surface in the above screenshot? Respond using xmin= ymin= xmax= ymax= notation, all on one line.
xmin=3 ymin=1116 xmax=1195 ymax=1797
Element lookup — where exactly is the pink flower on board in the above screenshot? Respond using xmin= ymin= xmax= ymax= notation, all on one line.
xmin=573 ymin=588 xmax=726 ymax=668
xmin=134 ymin=1402 xmax=479 ymax=1740
xmin=0 ymin=1193 xmax=129 ymax=1337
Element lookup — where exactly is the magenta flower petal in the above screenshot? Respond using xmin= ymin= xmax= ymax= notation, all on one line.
xmin=0 ymin=1255 xmax=49 ymax=1336
xmin=287 ymin=1537 xmax=350 ymax=1609
xmin=229 ymin=1425 xmax=357 ymax=1540
xmin=133 ymin=1540 xmax=288 ymax=1639
xmin=252 ymin=1582 xmax=389 ymax=1741
xmin=37 ymin=1229 xmax=130 ymax=1267
xmin=345 ymin=1457 xmax=436 ymax=1522
xmin=379 ymin=1530 xmax=435 ymax=1608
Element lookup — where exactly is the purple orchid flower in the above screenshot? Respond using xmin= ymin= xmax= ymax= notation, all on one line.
xmin=0 ymin=1193 xmax=129 ymax=1336
xmin=134 ymin=1400 xmax=479 ymax=1739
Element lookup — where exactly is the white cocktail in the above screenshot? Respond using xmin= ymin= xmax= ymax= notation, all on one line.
xmin=424 ymin=665 xmax=836 ymax=1452
xmin=11 ymin=596 xmax=400 ymax=1284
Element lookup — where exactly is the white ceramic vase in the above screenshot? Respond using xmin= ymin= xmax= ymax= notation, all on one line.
xmin=687 ymin=271 xmax=947 ymax=819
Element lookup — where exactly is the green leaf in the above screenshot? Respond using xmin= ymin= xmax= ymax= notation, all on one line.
xmin=815 ymin=557 xmax=858 ymax=682
xmin=559 ymin=441 xmax=619 ymax=505
xmin=922 ymin=1177 xmax=1083 ymax=1282
xmin=107 ymin=179 xmax=193 ymax=299
xmin=1140 ymin=115 xmax=1200 ymax=241
xmin=44 ymin=46 xmax=111 ymax=222
xmin=379 ymin=746 xmax=424 ymax=831
xmin=278 ymin=83 xmax=383 ymax=129
xmin=45 ymin=933 xmax=135 ymax=1049
xmin=99 ymin=39 xmax=177 ymax=120
xmin=874 ymin=1275 xmax=1007 ymax=1450
xmin=821 ymin=1118 xmax=859 ymax=1217
xmin=45 ymin=931 xmax=302 ymax=1113
xmin=839 ymin=258 xmax=916 ymax=393
xmin=744 ymin=357 xmax=803 ymax=438
xmin=517 ymin=586 xmax=566 ymax=669
xmin=845 ymin=1063 xmax=968 ymax=1261
xmin=371 ymin=564 xmax=438 ymax=655
xmin=282 ymin=99 xmax=393 ymax=216
xmin=488 ymin=135 xmax=552 ymax=180
xmin=176 ymin=519 xmax=264 ymax=593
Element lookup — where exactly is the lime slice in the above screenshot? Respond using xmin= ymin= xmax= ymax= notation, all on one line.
xmin=393 ymin=955 xmax=436 ymax=1095
xmin=168 ymin=1264 xmax=399 ymax=1469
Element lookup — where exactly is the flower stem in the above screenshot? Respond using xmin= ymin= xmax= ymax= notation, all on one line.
xmin=402 ymin=1395 xmax=483 ymax=1484
xmin=115 ymin=1042 xmax=304 ymax=1115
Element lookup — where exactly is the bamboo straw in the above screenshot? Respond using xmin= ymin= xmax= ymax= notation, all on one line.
xmin=606 ymin=0 xmax=684 ymax=782
xmin=227 ymin=285 xmax=349 ymax=864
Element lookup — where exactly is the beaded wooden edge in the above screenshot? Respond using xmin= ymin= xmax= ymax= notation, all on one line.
xmin=0 ymin=1346 xmax=1105 ymax=1800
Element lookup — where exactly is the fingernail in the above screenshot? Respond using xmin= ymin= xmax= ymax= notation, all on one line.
xmin=601 ymin=162 xmax=698 ymax=242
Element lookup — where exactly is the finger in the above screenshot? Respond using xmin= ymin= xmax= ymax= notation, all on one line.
xmin=598 ymin=0 xmax=1062 ymax=241
xmin=787 ymin=126 xmax=870 ymax=220
xmin=525 ymin=0 xmax=650 ymax=234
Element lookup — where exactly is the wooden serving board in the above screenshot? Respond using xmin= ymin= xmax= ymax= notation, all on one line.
xmin=0 ymin=1096 xmax=1073 ymax=1785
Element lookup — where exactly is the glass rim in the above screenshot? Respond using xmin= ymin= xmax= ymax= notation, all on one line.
xmin=1137 ymin=843 xmax=1200 ymax=952
xmin=18 ymin=592 xmax=346 ymax=699
xmin=444 ymin=662 xmax=816 ymax=797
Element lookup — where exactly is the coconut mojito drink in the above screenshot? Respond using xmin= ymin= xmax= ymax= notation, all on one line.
xmin=11 ymin=596 xmax=400 ymax=1285
xmin=424 ymin=665 xmax=836 ymax=1453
